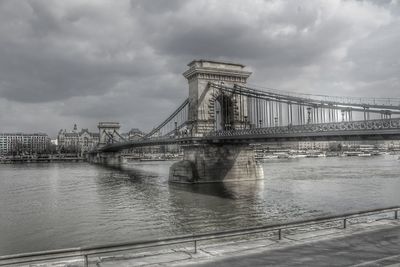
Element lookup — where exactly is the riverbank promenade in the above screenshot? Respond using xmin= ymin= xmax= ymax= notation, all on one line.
xmin=2 ymin=210 xmax=400 ymax=267
xmin=191 ymin=222 xmax=400 ymax=267
xmin=94 ymin=220 xmax=400 ymax=267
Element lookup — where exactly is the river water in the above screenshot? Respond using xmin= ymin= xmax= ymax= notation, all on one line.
xmin=0 ymin=155 xmax=399 ymax=255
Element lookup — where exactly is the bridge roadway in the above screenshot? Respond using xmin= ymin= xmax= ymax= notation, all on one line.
xmin=97 ymin=118 xmax=400 ymax=152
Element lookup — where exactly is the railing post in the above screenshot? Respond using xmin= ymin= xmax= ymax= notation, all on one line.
xmin=343 ymin=218 xmax=347 ymax=229
xmin=278 ymin=229 xmax=282 ymax=240
xmin=395 ymin=210 xmax=398 ymax=220
xmin=83 ymin=254 xmax=89 ymax=267
xmin=194 ymin=240 xmax=197 ymax=254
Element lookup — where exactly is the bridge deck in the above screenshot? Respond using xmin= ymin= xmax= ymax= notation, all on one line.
xmin=95 ymin=118 xmax=400 ymax=152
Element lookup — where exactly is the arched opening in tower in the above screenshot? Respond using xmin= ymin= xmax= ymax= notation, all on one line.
xmin=214 ymin=94 xmax=234 ymax=131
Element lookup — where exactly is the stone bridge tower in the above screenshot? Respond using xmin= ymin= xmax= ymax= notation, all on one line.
xmin=87 ymin=122 xmax=123 ymax=166
xmin=169 ymin=60 xmax=263 ymax=183
xmin=183 ymin=60 xmax=252 ymax=135
xmin=98 ymin=122 xmax=121 ymax=146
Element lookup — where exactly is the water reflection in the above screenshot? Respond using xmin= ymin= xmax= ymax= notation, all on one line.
xmin=1 ymin=156 xmax=400 ymax=255
xmin=169 ymin=180 xmax=263 ymax=199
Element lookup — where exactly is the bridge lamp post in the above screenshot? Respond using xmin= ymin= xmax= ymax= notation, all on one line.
xmin=307 ymin=107 xmax=312 ymax=124
xmin=216 ymin=110 xmax=220 ymax=130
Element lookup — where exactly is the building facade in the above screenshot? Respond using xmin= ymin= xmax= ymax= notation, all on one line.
xmin=0 ymin=133 xmax=50 ymax=155
xmin=127 ymin=128 xmax=145 ymax=141
xmin=255 ymin=140 xmax=400 ymax=153
xmin=57 ymin=125 xmax=99 ymax=154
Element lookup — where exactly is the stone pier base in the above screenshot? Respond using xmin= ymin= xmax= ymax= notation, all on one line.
xmin=86 ymin=152 xmax=126 ymax=167
xmin=169 ymin=144 xmax=264 ymax=183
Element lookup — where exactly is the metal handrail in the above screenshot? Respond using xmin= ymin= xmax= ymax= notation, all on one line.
xmin=208 ymin=118 xmax=400 ymax=138
xmin=1 ymin=206 xmax=399 ymax=266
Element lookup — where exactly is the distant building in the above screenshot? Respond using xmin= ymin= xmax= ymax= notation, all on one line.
xmin=386 ymin=140 xmax=400 ymax=150
xmin=0 ymin=133 xmax=50 ymax=155
xmin=255 ymin=140 xmax=400 ymax=153
xmin=127 ymin=128 xmax=145 ymax=141
xmin=57 ymin=124 xmax=99 ymax=153
xmin=298 ymin=141 xmax=330 ymax=151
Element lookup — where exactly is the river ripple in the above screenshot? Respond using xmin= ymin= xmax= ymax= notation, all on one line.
xmin=0 ymin=155 xmax=399 ymax=254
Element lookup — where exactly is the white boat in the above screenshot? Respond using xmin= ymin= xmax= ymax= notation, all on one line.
xmin=344 ymin=151 xmax=360 ymax=157
xmin=307 ymin=154 xmax=324 ymax=158
xmin=288 ymin=154 xmax=307 ymax=159
xmin=358 ymin=153 xmax=372 ymax=157
xmin=139 ymin=158 xmax=166 ymax=162
xmin=276 ymin=153 xmax=289 ymax=159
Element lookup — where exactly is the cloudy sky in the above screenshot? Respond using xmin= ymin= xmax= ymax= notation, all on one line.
xmin=1 ymin=0 xmax=399 ymax=137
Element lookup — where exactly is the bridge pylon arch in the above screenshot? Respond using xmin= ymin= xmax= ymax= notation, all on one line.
xmin=213 ymin=92 xmax=235 ymax=131
xmin=183 ymin=60 xmax=251 ymax=135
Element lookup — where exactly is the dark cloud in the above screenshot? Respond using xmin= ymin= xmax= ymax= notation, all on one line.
xmin=130 ymin=0 xmax=187 ymax=14
xmin=0 ymin=0 xmax=399 ymax=136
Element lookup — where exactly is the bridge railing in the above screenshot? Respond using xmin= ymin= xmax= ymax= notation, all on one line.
xmin=208 ymin=118 xmax=400 ymax=137
xmin=1 ymin=206 xmax=399 ymax=266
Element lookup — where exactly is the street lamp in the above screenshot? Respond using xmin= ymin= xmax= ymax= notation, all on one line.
xmin=216 ymin=110 xmax=220 ymax=130
xmin=307 ymin=107 xmax=312 ymax=124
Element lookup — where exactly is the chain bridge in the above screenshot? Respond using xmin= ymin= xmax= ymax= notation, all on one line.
xmin=88 ymin=60 xmax=400 ymax=183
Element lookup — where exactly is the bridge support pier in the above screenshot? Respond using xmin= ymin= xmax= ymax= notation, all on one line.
xmin=169 ymin=144 xmax=263 ymax=183
xmin=87 ymin=152 xmax=126 ymax=167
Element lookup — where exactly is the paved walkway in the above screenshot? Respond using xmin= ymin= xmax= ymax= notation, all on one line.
xmin=93 ymin=220 xmax=400 ymax=267
xmin=10 ymin=220 xmax=400 ymax=266
xmin=191 ymin=225 xmax=400 ymax=267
